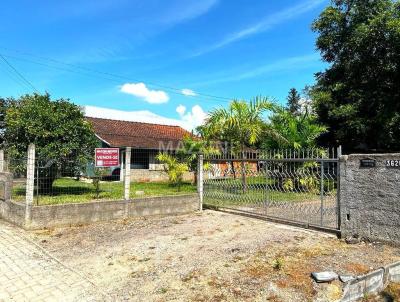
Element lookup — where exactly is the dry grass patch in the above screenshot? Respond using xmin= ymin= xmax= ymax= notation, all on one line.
xmin=181 ymin=269 xmax=202 ymax=282
xmin=383 ymin=283 xmax=400 ymax=300
xmin=344 ymin=262 xmax=370 ymax=275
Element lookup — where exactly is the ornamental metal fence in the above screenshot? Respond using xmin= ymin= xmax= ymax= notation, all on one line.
xmin=203 ymin=147 xmax=341 ymax=231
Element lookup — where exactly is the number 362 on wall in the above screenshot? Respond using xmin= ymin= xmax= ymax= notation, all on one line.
xmin=386 ymin=160 xmax=400 ymax=168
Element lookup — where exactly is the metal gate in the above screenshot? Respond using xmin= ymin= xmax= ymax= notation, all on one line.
xmin=203 ymin=147 xmax=341 ymax=231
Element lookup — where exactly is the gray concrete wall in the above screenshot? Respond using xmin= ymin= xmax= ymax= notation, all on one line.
xmin=0 ymin=172 xmax=12 ymax=201
xmin=0 ymin=200 xmax=26 ymax=227
xmin=130 ymin=169 xmax=194 ymax=183
xmin=16 ymin=194 xmax=197 ymax=230
xmin=0 ymin=172 xmax=26 ymax=227
xmin=340 ymin=261 xmax=400 ymax=302
xmin=340 ymin=154 xmax=400 ymax=244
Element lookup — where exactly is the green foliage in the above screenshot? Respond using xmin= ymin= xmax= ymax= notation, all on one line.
xmin=156 ymin=153 xmax=188 ymax=189
xmin=263 ymin=107 xmax=327 ymax=150
xmin=175 ymin=135 xmax=218 ymax=184
xmin=286 ymin=88 xmax=301 ymax=115
xmin=92 ymin=168 xmax=109 ymax=199
xmin=0 ymin=97 xmax=15 ymax=145
xmin=311 ymin=0 xmax=400 ymax=151
xmin=272 ymin=257 xmax=284 ymax=271
xmin=202 ymin=97 xmax=277 ymax=151
xmin=201 ymin=97 xmax=278 ymax=191
xmin=283 ymin=178 xmax=294 ymax=191
xmin=4 ymin=93 xmax=97 ymax=192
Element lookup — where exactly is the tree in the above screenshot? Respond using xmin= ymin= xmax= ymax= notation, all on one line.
xmin=156 ymin=153 xmax=188 ymax=190
xmin=4 ymin=93 xmax=97 ymax=193
xmin=286 ymin=88 xmax=301 ymax=115
xmin=202 ymin=97 xmax=277 ymax=191
xmin=175 ymin=135 xmax=217 ymax=185
xmin=0 ymin=97 xmax=15 ymax=146
xmin=311 ymin=0 xmax=400 ymax=152
xmin=262 ymin=107 xmax=327 ymax=150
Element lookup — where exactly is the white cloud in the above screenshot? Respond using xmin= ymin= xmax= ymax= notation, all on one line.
xmin=120 ymin=82 xmax=169 ymax=104
xmin=176 ymin=104 xmax=207 ymax=131
xmin=191 ymin=0 xmax=324 ymax=57
xmin=160 ymin=0 xmax=219 ymax=24
xmin=176 ymin=104 xmax=187 ymax=116
xmin=181 ymin=88 xmax=197 ymax=97
xmin=84 ymin=105 xmax=206 ymax=131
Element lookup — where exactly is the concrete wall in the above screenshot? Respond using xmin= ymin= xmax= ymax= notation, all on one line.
xmin=340 ymin=154 xmax=400 ymax=244
xmin=340 ymin=261 xmax=400 ymax=302
xmin=1 ymin=194 xmax=198 ymax=230
xmin=0 ymin=172 xmax=26 ymax=227
xmin=0 ymin=199 xmax=26 ymax=227
xmin=130 ymin=169 xmax=194 ymax=183
xmin=0 ymin=172 xmax=12 ymax=201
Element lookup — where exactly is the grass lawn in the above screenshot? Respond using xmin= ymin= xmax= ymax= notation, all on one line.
xmin=12 ymin=178 xmax=197 ymax=205
xmin=204 ymin=176 xmax=336 ymax=208
xmin=11 ymin=176 xmax=335 ymax=207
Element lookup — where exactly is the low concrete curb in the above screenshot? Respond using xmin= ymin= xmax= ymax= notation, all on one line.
xmin=340 ymin=261 xmax=400 ymax=302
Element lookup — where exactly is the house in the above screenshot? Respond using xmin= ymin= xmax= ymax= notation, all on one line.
xmin=86 ymin=117 xmax=193 ymax=182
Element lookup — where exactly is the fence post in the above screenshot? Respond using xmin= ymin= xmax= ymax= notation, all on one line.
xmin=0 ymin=149 xmax=4 ymax=172
xmin=336 ymin=145 xmax=343 ymax=230
xmin=25 ymin=144 xmax=35 ymax=225
xmin=120 ymin=150 xmax=125 ymax=182
xmin=124 ymin=147 xmax=131 ymax=200
xmin=197 ymin=154 xmax=203 ymax=211
xmin=320 ymin=160 xmax=325 ymax=226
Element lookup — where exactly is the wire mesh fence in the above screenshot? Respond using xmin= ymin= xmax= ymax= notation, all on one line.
xmin=203 ymin=147 xmax=341 ymax=230
xmin=2 ymin=146 xmax=197 ymax=205
xmin=32 ymin=155 xmax=124 ymax=205
xmin=3 ymin=151 xmax=125 ymax=205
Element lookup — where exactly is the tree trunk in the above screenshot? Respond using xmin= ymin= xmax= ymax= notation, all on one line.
xmin=37 ymin=176 xmax=56 ymax=195
xmin=230 ymin=161 xmax=237 ymax=179
xmin=193 ymin=170 xmax=198 ymax=186
xmin=241 ymin=147 xmax=248 ymax=193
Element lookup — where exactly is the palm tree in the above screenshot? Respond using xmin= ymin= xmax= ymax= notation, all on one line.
xmin=203 ymin=97 xmax=278 ymax=192
xmin=176 ymin=135 xmax=218 ymax=185
xmin=264 ymin=106 xmax=327 ymax=149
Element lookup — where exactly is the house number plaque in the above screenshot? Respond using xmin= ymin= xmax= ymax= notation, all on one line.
xmin=386 ymin=160 xmax=400 ymax=168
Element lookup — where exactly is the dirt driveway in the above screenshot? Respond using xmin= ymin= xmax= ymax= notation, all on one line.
xmin=29 ymin=210 xmax=400 ymax=302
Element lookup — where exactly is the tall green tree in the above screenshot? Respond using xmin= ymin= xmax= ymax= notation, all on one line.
xmin=311 ymin=0 xmax=400 ymax=151
xmin=202 ymin=97 xmax=277 ymax=191
xmin=286 ymin=88 xmax=301 ymax=115
xmin=0 ymin=97 xmax=15 ymax=146
xmin=4 ymin=93 xmax=97 ymax=192
xmin=263 ymin=107 xmax=327 ymax=150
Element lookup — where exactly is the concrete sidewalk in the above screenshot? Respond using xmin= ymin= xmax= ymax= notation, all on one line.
xmin=0 ymin=220 xmax=106 ymax=302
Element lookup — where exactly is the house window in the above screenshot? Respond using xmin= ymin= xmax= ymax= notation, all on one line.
xmin=131 ymin=149 xmax=149 ymax=169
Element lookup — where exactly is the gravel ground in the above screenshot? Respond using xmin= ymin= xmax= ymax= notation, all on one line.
xmin=29 ymin=210 xmax=400 ymax=302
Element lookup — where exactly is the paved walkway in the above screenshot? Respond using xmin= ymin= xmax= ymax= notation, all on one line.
xmin=0 ymin=220 xmax=106 ymax=302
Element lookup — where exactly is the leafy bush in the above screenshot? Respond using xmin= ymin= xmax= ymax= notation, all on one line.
xmin=92 ymin=168 xmax=109 ymax=199
xmin=156 ymin=153 xmax=188 ymax=190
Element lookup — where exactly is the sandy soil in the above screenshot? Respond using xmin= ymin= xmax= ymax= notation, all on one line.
xmin=29 ymin=210 xmax=400 ymax=302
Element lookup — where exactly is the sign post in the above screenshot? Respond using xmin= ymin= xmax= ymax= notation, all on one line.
xmin=95 ymin=148 xmax=120 ymax=167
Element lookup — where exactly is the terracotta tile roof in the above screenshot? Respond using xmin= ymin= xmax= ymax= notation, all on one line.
xmin=86 ymin=117 xmax=191 ymax=150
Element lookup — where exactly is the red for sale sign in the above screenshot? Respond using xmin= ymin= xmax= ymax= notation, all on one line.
xmin=95 ymin=148 xmax=120 ymax=167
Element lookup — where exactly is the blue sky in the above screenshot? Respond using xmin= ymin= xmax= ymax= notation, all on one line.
xmin=0 ymin=0 xmax=328 ymax=130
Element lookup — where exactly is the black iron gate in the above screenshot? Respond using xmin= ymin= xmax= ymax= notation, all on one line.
xmin=203 ymin=147 xmax=341 ymax=231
